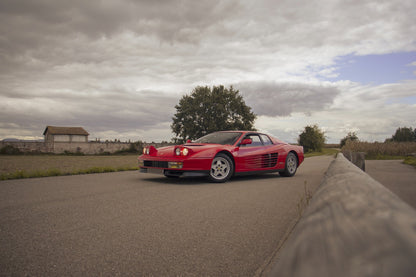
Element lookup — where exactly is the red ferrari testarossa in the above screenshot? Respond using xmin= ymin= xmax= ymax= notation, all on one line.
xmin=138 ymin=131 xmax=304 ymax=183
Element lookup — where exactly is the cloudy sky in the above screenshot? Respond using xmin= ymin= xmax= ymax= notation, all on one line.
xmin=1 ymin=0 xmax=415 ymax=143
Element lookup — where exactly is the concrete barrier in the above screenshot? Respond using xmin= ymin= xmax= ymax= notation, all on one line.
xmin=268 ymin=153 xmax=416 ymax=277
xmin=342 ymin=150 xmax=366 ymax=171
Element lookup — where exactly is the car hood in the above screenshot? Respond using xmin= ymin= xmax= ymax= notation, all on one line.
xmin=151 ymin=143 xmax=227 ymax=158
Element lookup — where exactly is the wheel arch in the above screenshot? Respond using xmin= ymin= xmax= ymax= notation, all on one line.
xmin=289 ymin=150 xmax=300 ymax=165
xmin=216 ymin=150 xmax=235 ymax=171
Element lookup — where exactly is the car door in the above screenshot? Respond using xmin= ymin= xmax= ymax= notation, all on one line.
xmin=235 ymin=134 xmax=277 ymax=172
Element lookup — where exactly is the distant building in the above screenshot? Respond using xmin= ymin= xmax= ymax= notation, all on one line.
xmin=43 ymin=126 xmax=89 ymax=143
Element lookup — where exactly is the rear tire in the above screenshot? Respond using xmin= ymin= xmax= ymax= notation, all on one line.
xmin=280 ymin=152 xmax=298 ymax=177
xmin=208 ymin=153 xmax=234 ymax=183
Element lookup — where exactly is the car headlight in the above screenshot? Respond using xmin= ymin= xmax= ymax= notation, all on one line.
xmin=175 ymin=147 xmax=190 ymax=156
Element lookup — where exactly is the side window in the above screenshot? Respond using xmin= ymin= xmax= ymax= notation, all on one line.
xmin=246 ymin=134 xmax=262 ymax=147
xmin=260 ymin=134 xmax=273 ymax=145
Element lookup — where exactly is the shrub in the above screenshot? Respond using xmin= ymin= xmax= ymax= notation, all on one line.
xmin=0 ymin=145 xmax=22 ymax=155
xmin=340 ymin=132 xmax=359 ymax=148
xmin=389 ymin=127 xmax=416 ymax=142
xmin=298 ymin=124 xmax=326 ymax=153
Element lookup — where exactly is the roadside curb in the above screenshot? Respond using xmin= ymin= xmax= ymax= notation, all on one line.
xmin=267 ymin=153 xmax=416 ymax=277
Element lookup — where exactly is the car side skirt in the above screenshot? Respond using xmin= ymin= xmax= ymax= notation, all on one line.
xmin=234 ymin=169 xmax=283 ymax=176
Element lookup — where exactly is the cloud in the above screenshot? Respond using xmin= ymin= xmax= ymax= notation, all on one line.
xmin=237 ymin=82 xmax=340 ymax=117
xmin=0 ymin=0 xmax=415 ymax=142
xmin=0 ymin=87 xmax=178 ymax=141
xmin=254 ymin=80 xmax=416 ymax=143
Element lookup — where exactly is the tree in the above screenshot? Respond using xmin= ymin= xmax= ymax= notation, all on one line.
xmin=171 ymin=85 xmax=256 ymax=142
xmin=390 ymin=127 xmax=416 ymax=142
xmin=340 ymin=132 xmax=359 ymax=148
xmin=298 ymin=124 xmax=326 ymax=153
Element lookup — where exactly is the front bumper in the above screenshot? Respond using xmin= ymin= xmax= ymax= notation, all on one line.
xmin=139 ymin=167 xmax=209 ymax=178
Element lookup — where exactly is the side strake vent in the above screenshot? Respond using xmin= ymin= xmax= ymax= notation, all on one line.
xmin=262 ymin=153 xmax=278 ymax=168
xmin=245 ymin=153 xmax=279 ymax=168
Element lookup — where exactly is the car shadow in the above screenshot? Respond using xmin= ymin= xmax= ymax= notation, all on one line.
xmin=140 ymin=176 xmax=211 ymax=186
xmin=232 ymin=173 xmax=282 ymax=182
xmin=140 ymin=172 xmax=282 ymax=185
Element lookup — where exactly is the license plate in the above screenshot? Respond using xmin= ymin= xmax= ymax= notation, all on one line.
xmin=147 ymin=168 xmax=164 ymax=174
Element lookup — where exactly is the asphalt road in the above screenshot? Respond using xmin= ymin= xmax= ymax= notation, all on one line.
xmin=0 ymin=155 xmax=334 ymax=276
xmin=366 ymin=160 xmax=416 ymax=209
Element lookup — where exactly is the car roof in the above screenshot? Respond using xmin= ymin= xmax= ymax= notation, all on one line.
xmin=205 ymin=130 xmax=287 ymax=145
xmin=217 ymin=130 xmax=263 ymax=135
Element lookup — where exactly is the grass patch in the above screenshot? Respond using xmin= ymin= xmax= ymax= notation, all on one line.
xmin=0 ymin=155 xmax=139 ymax=181
xmin=0 ymin=166 xmax=138 ymax=181
xmin=404 ymin=156 xmax=416 ymax=168
xmin=304 ymin=148 xmax=339 ymax=158
xmin=1 ymin=168 xmax=63 ymax=180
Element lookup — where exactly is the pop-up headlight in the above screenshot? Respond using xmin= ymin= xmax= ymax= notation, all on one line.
xmin=175 ymin=147 xmax=190 ymax=156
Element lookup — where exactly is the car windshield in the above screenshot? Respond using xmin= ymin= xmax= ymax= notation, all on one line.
xmin=194 ymin=132 xmax=242 ymax=145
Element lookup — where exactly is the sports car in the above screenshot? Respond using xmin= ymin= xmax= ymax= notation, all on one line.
xmin=138 ymin=131 xmax=304 ymax=183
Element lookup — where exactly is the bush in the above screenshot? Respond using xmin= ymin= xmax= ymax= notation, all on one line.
xmin=298 ymin=124 xmax=326 ymax=153
xmin=0 ymin=145 xmax=22 ymax=155
xmin=390 ymin=127 xmax=416 ymax=142
xmin=62 ymin=150 xmax=85 ymax=156
xmin=340 ymin=132 xmax=358 ymax=148
xmin=404 ymin=156 xmax=416 ymax=167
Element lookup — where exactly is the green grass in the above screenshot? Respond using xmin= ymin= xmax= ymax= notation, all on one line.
xmin=0 ymin=155 xmax=140 ymax=181
xmin=0 ymin=166 xmax=138 ymax=181
xmin=404 ymin=156 xmax=416 ymax=168
xmin=365 ymin=154 xmax=416 ymax=168
xmin=304 ymin=148 xmax=339 ymax=158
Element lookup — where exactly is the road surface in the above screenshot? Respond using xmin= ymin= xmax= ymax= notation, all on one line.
xmin=0 ymin=155 xmax=334 ymax=276
xmin=366 ymin=160 xmax=416 ymax=209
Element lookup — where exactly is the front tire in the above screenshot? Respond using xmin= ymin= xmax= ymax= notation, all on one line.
xmin=208 ymin=153 xmax=234 ymax=183
xmin=280 ymin=152 xmax=298 ymax=177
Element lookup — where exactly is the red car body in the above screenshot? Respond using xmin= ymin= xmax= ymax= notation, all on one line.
xmin=138 ymin=131 xmax=304 ymax=182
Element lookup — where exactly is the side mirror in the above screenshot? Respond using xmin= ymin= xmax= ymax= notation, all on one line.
xmin=240 ymin=138 xmax=252 ymax=145
xmin=186 ymin=139 xmax=192 ymax=143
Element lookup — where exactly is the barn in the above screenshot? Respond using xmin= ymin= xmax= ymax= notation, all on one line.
xmin=43 ymin=126 xmax=89 ymax=143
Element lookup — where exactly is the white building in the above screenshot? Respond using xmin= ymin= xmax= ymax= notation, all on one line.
xmin=43 ymin=126 xmax=89 ymax=143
